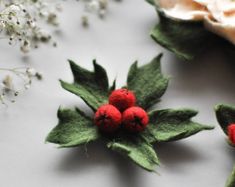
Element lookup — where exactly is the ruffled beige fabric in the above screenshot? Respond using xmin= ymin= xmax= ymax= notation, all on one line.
xmin=204 ymin=0 xmax=235 ymax=44
xmin=156 ymin=0 xmax=235 ymax=45
xmin=156 ymin=0 xmax=210 ymax=21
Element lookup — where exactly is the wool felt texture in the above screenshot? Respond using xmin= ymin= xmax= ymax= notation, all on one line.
xmin=215 ymin=104 xmax=235 ymax=187
xmin=46 ymin=108 xmax=99 ymax=148
xmin=122 ymin=106 xmax=149 ymax=132
xmin=60 ymin=60 xmax=109 ymax=112
xmin=142 ymin=108 xmax=213 ymax=143
xmin=109 ymin=88 xmax=136 ymax=112
xmin=215 ymin=104 xmax=235 ymax=135
xmin=94 ymin=104 xmax=122 ymax=133
xmin=147 ymin=0 xmax=226 ymax=61
xmin=46 ymin=54 xmax=213 ymax=171
xmin=127 ymin=54 xmax=169 ymax=109
xmin=228 ymin=125 xmax=235 ymax=145
xmin=107 ymin=136 xmax=159 ymax=171
xmin=226 ymin=165 xmax=235 ymax=187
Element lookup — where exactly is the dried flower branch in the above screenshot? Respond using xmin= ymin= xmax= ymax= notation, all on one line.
xmin=80 ymin=0 xmax=122 ymax=27
xmin=0 ymin=0 xmax=61 ymax=53
xmin=0 ymin=67 xmax=42 ymax=105
xmin=0 ymin=0 xmax=123 ymax=107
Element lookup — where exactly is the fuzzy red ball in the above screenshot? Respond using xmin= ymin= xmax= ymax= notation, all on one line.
xmin=109 ymin=88 xmax=136 ymax=112
xmin=228 ymin=124 xmax=235 ymax=145
xmin=122 ymin=106 xmax=149 ymax=132
xmin=94 ymin=104 xmax=122 ymax=133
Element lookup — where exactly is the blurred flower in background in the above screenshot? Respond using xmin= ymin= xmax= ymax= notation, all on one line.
xmin=0 ymin=0 xmax=123 ymax=106
xmin=0 ymin=0 xmax=61 ymax=53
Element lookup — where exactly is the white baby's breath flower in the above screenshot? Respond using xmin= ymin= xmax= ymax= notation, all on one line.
xmin=86 ymin=0 xmax=100 ymax=12
xmin=99 ymin=9 xmax=106 ymax=18
xmin=0 ymin=20 xmax=5 ymax=28
xmin=0 ymin=0 xmax=60 ymax=53
xmin=26 ymin=68 xmax=36 ymax=77
xmin=81 ymin=15 xmax=89 ymax=27
xmin=8 ymin=4 xmax=21 ymax=13
xmin=0 ymin=67 xmax=42 ymax=105
xmin=2 ymin=75 xmax=13 ymax=91
xmin=99 ymin=0 xmax=108 ymax=10
xmin=80 ymin=0 xmax=113 ymax=25
xmin=20 ymin=40 xmax=31 ymax=53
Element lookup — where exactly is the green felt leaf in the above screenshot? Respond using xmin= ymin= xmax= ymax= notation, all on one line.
xmin=142 ymin=109 xmax=214 ymax=143
xmin=47 ymin=57 xmax=215 ymax=172
xmin=109 ymin=79 xmax=116 ymax=93
xmin=215 ymin=104 xmax=235 ymax=135
xmin=46 ymin=108 xmax=99 ymax=148
xmin=215 ymin=105 xmax=235 ymax=186
xmin=107 ymin=137 xmax=159 ymax=171
xmin=226 ymin=165 xmax=235 ymax=187
xmin=127 ymin=54 xmax=169 ymax=109
xmin=60 ymin=60 xmax=109 ymax=111
xmin=224 ymin=43 xmax=235 ymax=61
xmin=150 ymin=12 xmax=214 ymax=61
xmin=146 ymin=0 xmax=155 ymax=5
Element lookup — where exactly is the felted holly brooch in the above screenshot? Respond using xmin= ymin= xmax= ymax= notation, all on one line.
xmin=46 ymin=54 xmax=214 ymax=171
xmin=147 ymin=0 xmax=235 ymax=61
xmin=215 ymin=104 xmax=235 ymax=187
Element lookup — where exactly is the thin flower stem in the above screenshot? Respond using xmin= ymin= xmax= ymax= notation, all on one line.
xmin=0 ymin=66 xmax=42 ymax=105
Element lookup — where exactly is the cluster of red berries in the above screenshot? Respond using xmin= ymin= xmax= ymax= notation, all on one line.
xmin=228 ymin=124 xmax=235 ymax=145
xmin=94 ymin=88 xmax=149 ymax=133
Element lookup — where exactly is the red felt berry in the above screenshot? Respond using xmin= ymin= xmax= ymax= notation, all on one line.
xmin=94 ymin=104 xmax=122 ymax=133
xmin=122 ymin=106 xmax=149 ymax=133
xmin=228 ymin=124 xmax=235 ymax=145
xmin=109 ymin=88 xmax=136 ymax=112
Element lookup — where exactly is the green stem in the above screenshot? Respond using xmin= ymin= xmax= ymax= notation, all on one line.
xmin=0 ymin=67 xmax=27 ymax=71
xmin=226 ymin=165 xmax=235 ymax=187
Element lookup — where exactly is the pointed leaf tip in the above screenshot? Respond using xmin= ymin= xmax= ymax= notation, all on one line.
xmin=127 ymin=55 xmax=169 ymax=109
xmin=226 ymin=165 xmax=235 ymax=187
xmin=215 ymin=104 xmax=235 ymax=135
xmin=150 ymin=12 xmax=216 ymax=61
xmin=46 ymin=108 xmax=99 ymax=147
xmin=60 ymin=60 xmax=110 ymax=111
xmin=107 ymin=137 xmax=159 ymax=172
xmin=143 ymin=108 xmax=214 ymax=143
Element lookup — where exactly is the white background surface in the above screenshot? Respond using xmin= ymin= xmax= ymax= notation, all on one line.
xmin=0 ymin=0 xmax=234 ymax=186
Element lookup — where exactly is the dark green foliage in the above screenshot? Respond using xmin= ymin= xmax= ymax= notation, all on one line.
xmin=226 ymin=165 xmax=235 ymax=187
xmin=60 ymin=60 xmax=109 ymax=111
xmin=143 ymin=109 xmax=214 ymax=143
xmin=151 ymin=13 xmax=214 ymax=60
xmin=215 ymin=104 xmax=235 ymax=187
xmin=107 ymin=136 xmax=159 ymax=171
xmin=46 ymin=108 xmax=99 ymax=148
xmin=46 ymin=57 xmax=213 ymax=171
xmin=215 ymin=104 xmax=235 ymax=135
xmin=127 ymin=54 xmax=169 ymax=109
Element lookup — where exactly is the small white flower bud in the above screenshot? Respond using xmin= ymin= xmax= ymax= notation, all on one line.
xmin=8 ymin=5 xmax=21 ymax=13
xmin=81 ymin=16 xmax=89 ymax=27
xmin=20 ymin=40 xmax=30 ymax=53
xmin=26 ymin=68 xmax=36 ymax=77
xmin=87 ymin=0 xmax=99 ymax=11
xmin=99 ymin=0 xmax=108 ymax=10
xmin=99 ymin=9 xmax=106 ymax=18
xmin=24 ymin=84 xmax=31 ymax=90
xmin=2 ymin=75 xmax=13 ymax=90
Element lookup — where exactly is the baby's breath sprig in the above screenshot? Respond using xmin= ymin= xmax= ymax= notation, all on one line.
xmin=0 ymin=67 xmax=42 ymax=105
xmin=0 ymin=0 xmax=61 ymax=53
xmin=80 ymin=0 xmax=122 ymax=27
